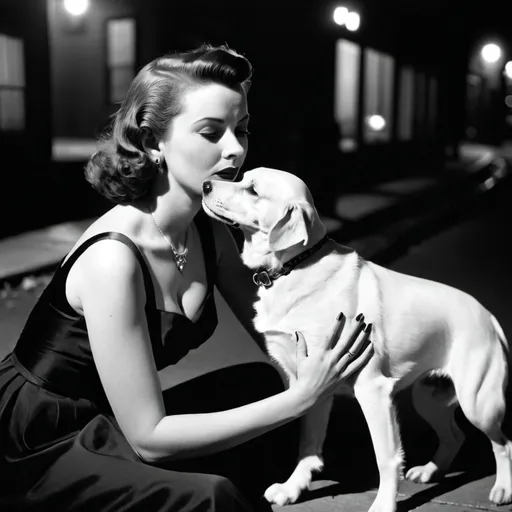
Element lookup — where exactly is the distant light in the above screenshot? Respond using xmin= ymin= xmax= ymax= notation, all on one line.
xmin=505 ymin=95 xmax=512 ymax=108
xmin=480 ymin=176 xmax=496 ymax=191
xmin=367 ymin=114 xmax=386 ymax=131
xmin=346 ymin=12 xmax=360 ymax=31
xmin=481 ymin=43 xmax=501 ymax=64
xmin=339 ymin=138 xmax=358 ymax=152
xmin=333 ymin=7 xmax=349 ymax=26
xmin=505 ymin=61 xmax=512 ymax=79
xmin=64 ymin=0 xmax=89 ymax=16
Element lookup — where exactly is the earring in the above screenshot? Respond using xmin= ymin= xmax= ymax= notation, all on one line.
xmin=155 ymin=157 xmax=165 ymax=174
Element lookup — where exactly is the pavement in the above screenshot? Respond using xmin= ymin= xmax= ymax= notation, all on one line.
xmin=1 ymin=141 xmax=512 ymax=512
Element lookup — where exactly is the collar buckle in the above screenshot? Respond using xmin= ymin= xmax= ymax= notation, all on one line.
xmin=253 ymin=269 xmax=273 ymax=288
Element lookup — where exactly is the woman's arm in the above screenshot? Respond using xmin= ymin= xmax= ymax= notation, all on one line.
xmin=77 ymin=239 xmax=372 ymax=465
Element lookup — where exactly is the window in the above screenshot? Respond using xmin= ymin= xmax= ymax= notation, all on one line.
xmin=428 ymin=76 xmax=438 ymax=139
xmin=398 ymin=66 xmax=414 ymax=141
xmin=334 ymin=39 xmax=361 ymax=152
xmin=107 ymin=18 xmax=136 ymax=104
xmin=363 ymin=48 xmax=394 ymax=144
xmin=0 ymin=34 xmax=25 ymax=131
xmin=465 ymin=74 xmax=482 ymax=139
xmin=414 ymin=71 xmax=427 ymax=140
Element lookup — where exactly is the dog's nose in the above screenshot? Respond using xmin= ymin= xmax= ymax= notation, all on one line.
xmin=202 ymin=181 xmax=212 ymax=195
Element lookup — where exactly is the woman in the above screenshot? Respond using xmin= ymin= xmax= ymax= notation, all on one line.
xmin=0 ymin=44 xmax=373 ymax=511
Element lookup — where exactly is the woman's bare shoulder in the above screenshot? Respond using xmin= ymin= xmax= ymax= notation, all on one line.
xmin=64 ymin=208 xmax=147 ymax=313
xmin=65 ymin=206 xmax=142 ymax=262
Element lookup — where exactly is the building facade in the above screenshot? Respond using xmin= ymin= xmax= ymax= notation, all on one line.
xmin=0 ymin=0 xmax=499 ymax=235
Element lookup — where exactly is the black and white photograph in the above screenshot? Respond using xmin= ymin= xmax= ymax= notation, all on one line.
xmin=1 ymin=1 xmax=512 ymax=510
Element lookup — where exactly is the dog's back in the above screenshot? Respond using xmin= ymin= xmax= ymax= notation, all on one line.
xmin=255 ymin=238 xmax=504 ymax=392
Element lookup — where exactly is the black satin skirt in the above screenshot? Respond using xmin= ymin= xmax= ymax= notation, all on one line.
xmin=0 ymin=354 xmax=298 ymax=511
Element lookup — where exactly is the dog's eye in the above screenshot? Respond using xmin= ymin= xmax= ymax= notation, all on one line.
xmin=247 ymin=184 xmax=258 ymax=196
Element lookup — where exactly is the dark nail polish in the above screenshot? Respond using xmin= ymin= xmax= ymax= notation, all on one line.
xmin=364 ymin=323 xmax=373 ymax=333
xmin=337 ymin=312 xmax=345 ymax=321
xmin=356 ymin=313 xmax=364 ymax=321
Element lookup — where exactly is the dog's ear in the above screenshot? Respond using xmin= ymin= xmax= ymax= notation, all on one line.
xmin=268 ymin=202 xmax=314 ymax=252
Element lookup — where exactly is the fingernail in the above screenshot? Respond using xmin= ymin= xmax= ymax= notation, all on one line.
xmin=356 ymin=313 xmax=364 ymax=322
xmin=364 ymin=323 xmax=373 ymax=333
xmin=337 ymin=312 xmax=344 ymax=321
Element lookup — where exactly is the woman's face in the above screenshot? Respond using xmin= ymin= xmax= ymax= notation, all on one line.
xmin=158 ymin=82 xmax=249 ymax=197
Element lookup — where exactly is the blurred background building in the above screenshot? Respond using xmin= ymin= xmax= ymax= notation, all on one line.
xmin=1 ymin=0 xmax=511 ymax=238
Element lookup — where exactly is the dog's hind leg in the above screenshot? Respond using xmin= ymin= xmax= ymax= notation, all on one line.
xmin=453 ymin=336 xmax=512 ymax=505
xmin=405 ymin=377 xmax=465 ymax=483
xmin=264 ymin=396 xmax=333 ymax=506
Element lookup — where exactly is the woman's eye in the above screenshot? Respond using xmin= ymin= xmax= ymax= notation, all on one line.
xmin=236 ymin=129 xmax=251 ymax=138
xmin=200 ymin=132 xmax=219 ymax=141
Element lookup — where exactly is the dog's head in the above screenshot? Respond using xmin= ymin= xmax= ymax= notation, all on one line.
xmin=202 ymin=167 xmax=326 ymax=270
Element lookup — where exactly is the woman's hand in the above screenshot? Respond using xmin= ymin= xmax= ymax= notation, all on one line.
xmin=291 ymin=313 xmax=374 ymax=405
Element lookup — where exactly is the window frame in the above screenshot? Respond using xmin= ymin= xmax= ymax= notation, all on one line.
xmin=0 ymin=33 xmax=26 ymax=132
xmin=104 ymin=16 xmax=137 ymax=105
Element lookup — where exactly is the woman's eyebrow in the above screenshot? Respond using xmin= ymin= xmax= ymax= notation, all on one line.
xmin=193 ymin=114 xmax=250 ymax=125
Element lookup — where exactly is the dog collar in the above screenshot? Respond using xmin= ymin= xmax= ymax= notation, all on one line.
xmin=252 ymin=235 xmax=330 ymax=288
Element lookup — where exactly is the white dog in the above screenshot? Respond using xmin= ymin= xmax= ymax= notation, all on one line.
xmin=202 ymin=167 xmax=511 ymax=512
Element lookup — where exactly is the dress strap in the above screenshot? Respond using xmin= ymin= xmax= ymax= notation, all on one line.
xmin=52 ymin=232 xmax=157 ymax=315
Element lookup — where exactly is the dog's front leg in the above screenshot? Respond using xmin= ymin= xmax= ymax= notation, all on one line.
xmin=354 ymin=376 xmax=403 ymax=512
xmin=264 ymin=396 xmax=333 ymax=506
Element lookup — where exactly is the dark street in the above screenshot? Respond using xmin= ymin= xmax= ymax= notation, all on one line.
xmin=390 ymin=185 xmax=512 ymax=349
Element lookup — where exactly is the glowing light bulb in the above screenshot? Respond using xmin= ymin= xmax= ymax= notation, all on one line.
xmin=367 ymin=115 xmax=386 ymax=131
xmin=64 ymin=0 xmax=89 ymax=16
xmin=505 ymin=61 xmax=512 ymax=79
xmin=346 ymin=12 xmax=360 ymax=31
xmin=481 ymin=43 xmax=501 ymax=64
xmin=333 ymin=7 xmax=349 ymax=26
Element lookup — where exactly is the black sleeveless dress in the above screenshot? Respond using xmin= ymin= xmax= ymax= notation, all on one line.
xmin=0 ymin=212 xmax=294 ymax=511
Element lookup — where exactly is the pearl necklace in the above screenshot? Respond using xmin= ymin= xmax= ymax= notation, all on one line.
xmin=149 ymin=211 xmax=189 ymax=272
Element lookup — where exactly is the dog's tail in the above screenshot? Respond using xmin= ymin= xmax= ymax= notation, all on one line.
xmin=491 ymin=313 xmax=509 ymax=361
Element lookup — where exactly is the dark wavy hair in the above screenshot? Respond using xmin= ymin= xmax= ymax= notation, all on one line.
xmin=85 ymin=44 xmax=253 ymax=204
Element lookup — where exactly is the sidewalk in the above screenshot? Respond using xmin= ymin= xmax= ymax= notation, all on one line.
xmin=0 ymin=142 xmax=509 ymax=287
xmin=328 ymin=142 xmax=510 ymax=265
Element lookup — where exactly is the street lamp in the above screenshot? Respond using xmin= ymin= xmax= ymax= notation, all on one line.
xmin=333 ymin=6 xmax=360 ymax=31
xmin=505 ymin=61 xmax=512 ymax=80
xmin=481 ymin=43 xmax=502 ymax=64
xmin=346 ymin=12 xmax=360 ymax=31
xmin=333 ymin=7 xmax=349 ymax=26
xmin=63 ymin=0 xmax=89 ymax=16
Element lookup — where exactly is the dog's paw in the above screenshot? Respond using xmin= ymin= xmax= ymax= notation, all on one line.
xmin=405 ymin=462 xmax=442 ymax=483
xmin=489 ymin=483 xmax=512 ymax=505
xmin=264 ymin=482 xmax=302 ymax=506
